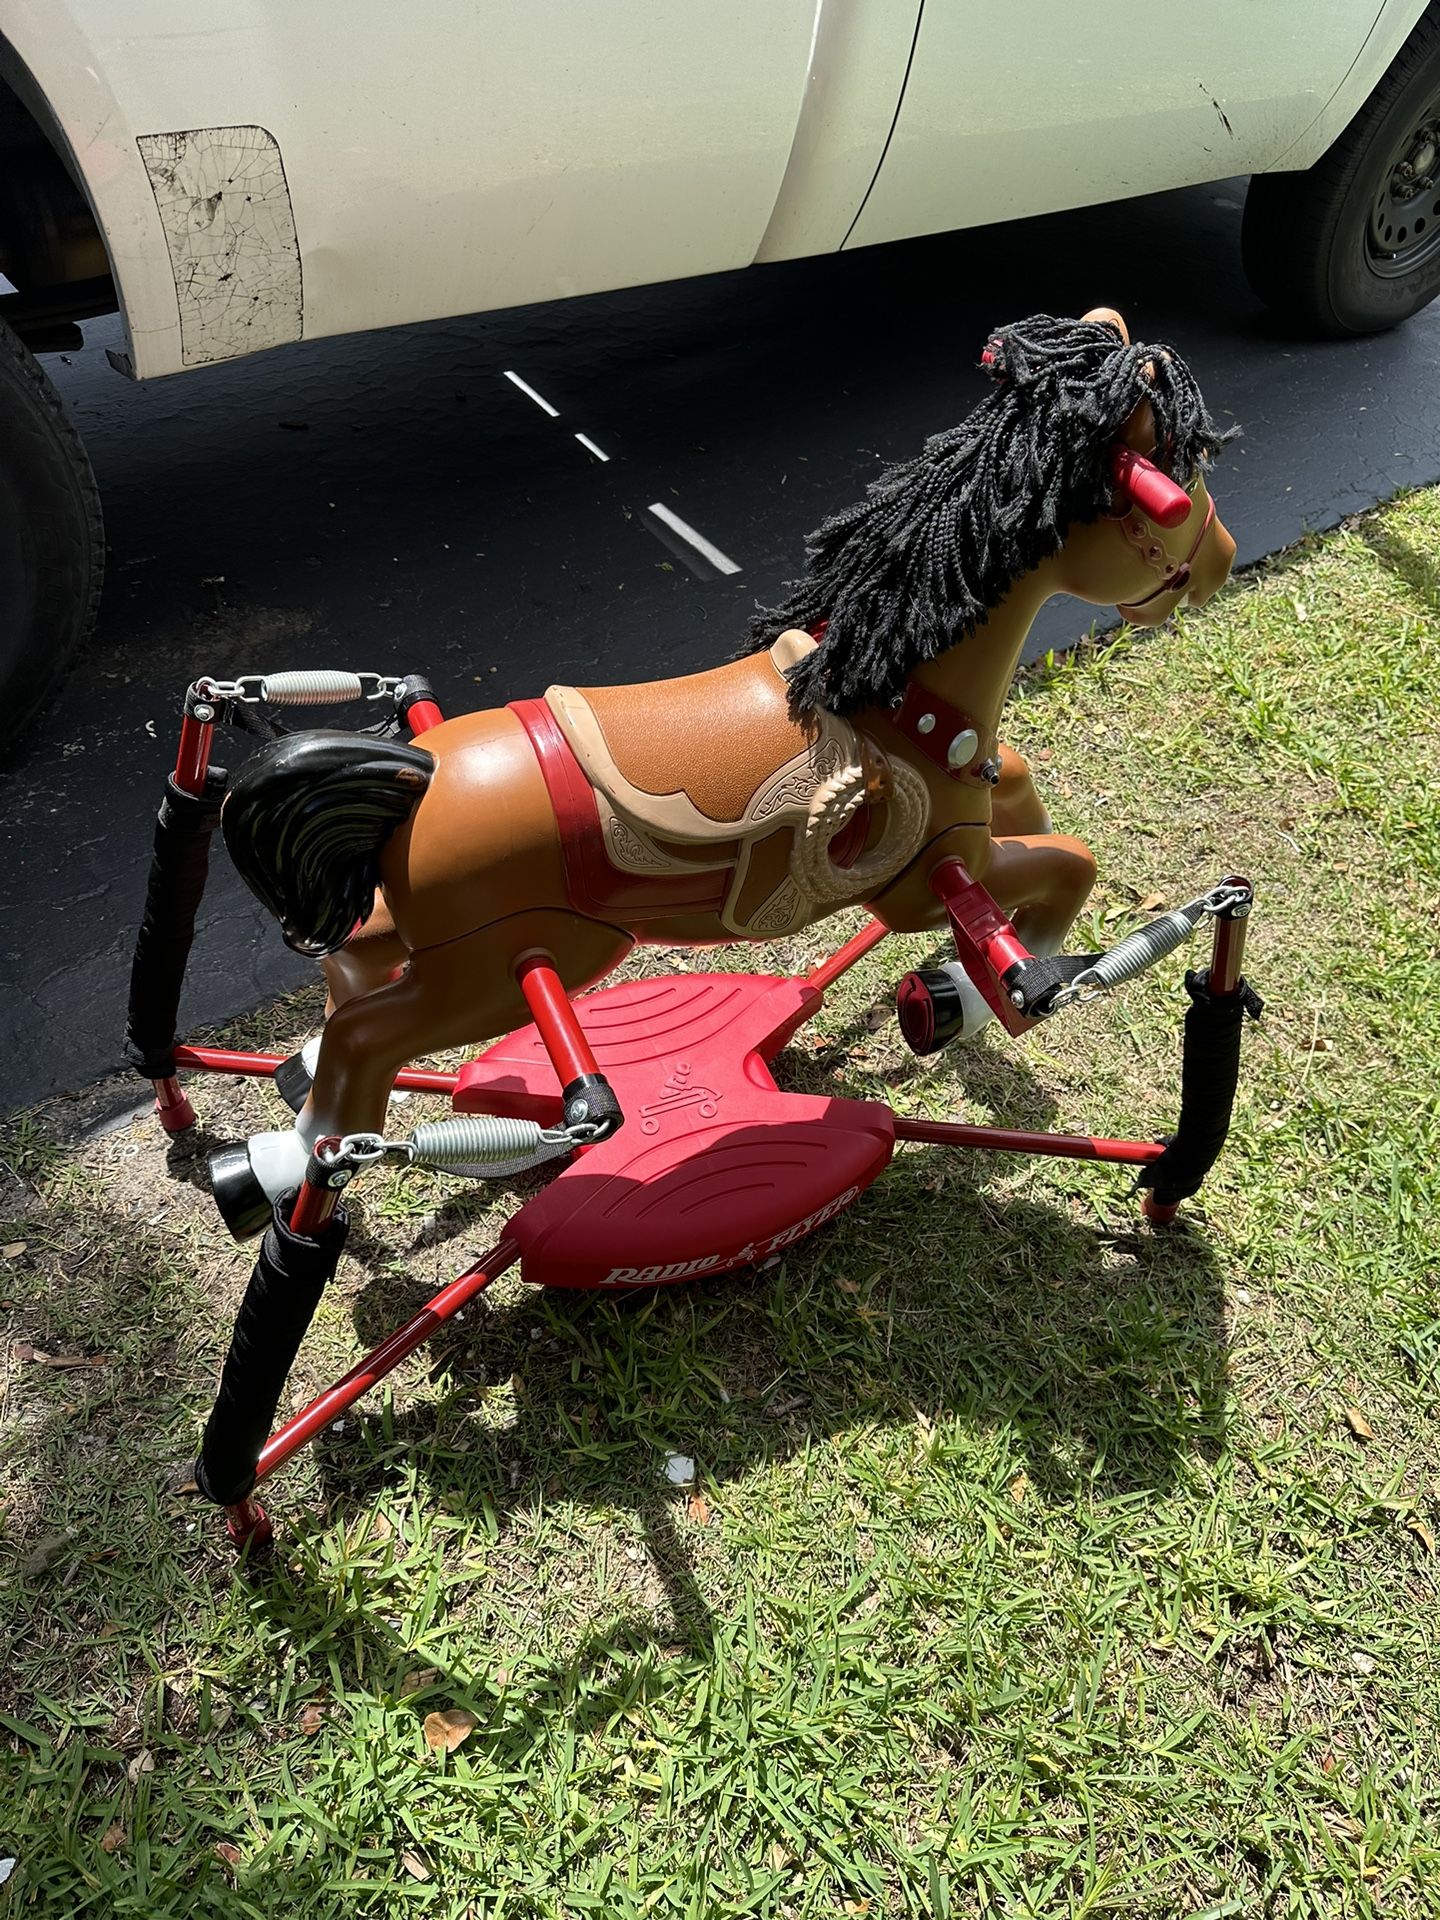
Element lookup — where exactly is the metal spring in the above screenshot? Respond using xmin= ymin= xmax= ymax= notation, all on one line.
xmin=258 ymin=670 xmax=368 ymax=706
xmin=1072 ymin=898 xmax=1209 ymax=992
xmin=407 ymin=1116 xmax=550 ymax=1168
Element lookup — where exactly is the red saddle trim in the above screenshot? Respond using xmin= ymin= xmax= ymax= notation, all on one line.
xmin=508 ymin=697 xmax=728 ymax=922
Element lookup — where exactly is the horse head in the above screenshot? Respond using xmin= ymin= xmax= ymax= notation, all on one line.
xmin=1050 ymin=308 xmax=1237 ymax=626
xmin=753 ymin=304 xmax=1238 ymax=719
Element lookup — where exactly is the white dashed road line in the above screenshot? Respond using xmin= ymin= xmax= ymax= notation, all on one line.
xmin=502 ymin=371 xmax=741 ymax=574
xmin=502 ymin=369 xmax=560 ymax=417
xmin=645 ymin=502 xmax=741 ymax=575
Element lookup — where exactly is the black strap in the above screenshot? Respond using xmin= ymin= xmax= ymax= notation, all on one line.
xmin=1001 ymin=951 xmax=1104 ymax=1019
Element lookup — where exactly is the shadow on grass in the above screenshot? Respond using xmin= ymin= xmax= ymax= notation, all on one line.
xmin=0 ymin=1002 xmax=1227 ymax=1912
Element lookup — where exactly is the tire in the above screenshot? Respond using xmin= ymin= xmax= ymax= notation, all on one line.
xmin=1242 ymin=2 xmax=1440 ymax=335
xmin=0 ymin=316 xmax=103 ymax=752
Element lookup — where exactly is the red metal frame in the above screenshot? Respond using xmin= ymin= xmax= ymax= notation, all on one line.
xmin=250 ymin=1236 xmax=520 ymax=1486
xmin=893 ymin=1116 xmax=1163 ymax=1165
xmin=172 ymin=1044 xmax=459 ymax=1096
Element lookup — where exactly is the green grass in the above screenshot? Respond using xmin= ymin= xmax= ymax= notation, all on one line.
xmin=2 ymin=489 xmax=1439 ymax=1919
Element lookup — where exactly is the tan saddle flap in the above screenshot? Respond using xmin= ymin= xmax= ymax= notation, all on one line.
xmin=545 ymin=632 xmax=855 ymax=853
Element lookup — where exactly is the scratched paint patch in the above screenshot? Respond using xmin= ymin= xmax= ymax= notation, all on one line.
xmin=136 ymin=126 xmax=302 ymax=366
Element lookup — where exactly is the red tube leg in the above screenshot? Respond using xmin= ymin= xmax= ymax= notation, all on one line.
xmin=252 ymin=1236 xmax=521 ymax=1487
xmin=514 ymin=954 xmax=601 ymax=1087
xmin=148 ymin=694 xmax=218 ymax=1133
xmin=405 ymin=699 xmax=446 ymax=737
xmin=153 ymin=1075 xmax=198 ymax=1134
xmin=223 ymin=1495 xmax=273 ymax=1552
xmin=172 ymin=708 xmax=215 ymax=798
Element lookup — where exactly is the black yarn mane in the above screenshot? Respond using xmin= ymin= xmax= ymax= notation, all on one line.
xmin=748 ymin=314 xmax=1235 ymax=717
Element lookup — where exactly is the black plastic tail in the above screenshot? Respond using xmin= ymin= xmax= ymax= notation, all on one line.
xmin=194 ymin=1199 xmax=349 ymax=1506
xmin=222 ymin=731 xmax=432 ymax=957
xmin=125 ymin=771 xmax=226 ymax=1081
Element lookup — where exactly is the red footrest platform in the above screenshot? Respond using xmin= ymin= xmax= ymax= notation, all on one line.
xmin=453 ymin=973 xmax=895 ymax=1289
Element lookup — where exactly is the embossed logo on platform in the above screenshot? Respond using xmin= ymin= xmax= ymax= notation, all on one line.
xmin=638 ymin=1059 xmax=722 ymax=1133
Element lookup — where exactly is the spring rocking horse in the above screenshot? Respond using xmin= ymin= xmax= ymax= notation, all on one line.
xmin=127 ymin=308 xmax=1261 ymax=1547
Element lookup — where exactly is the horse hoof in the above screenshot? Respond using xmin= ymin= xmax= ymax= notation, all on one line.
xmin=273 ymin=1034 xmax=321 ymax=1114
xmin=208 ymin=1141 xmax=274 ymax=1241
xmin=896 ymin=962 xmax=994 ymax=1053
xmin=209 ymin=1129 xmax=312 ymax=1239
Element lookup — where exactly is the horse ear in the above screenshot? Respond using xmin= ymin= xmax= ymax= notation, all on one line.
xmin=1082 ymin=305 xmax=1129 ymax=344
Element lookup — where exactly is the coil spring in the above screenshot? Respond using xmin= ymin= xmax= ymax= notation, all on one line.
xmin=407 ymin=1116 xmax=550 ymax=1168
xmin=1073 ymin=899 xmax=1208 ymax=992
xmin=258 ymin=670 xmax=368 ymax=706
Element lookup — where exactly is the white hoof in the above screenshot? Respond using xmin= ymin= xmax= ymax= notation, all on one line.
xmin=935 ymin=962 xmax=996 ymax=1042
xmin=247 ymin=1127 xmax=314 ymax=1203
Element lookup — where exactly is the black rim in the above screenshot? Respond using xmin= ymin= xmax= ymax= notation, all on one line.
xmin=1367 ymin=101 xmax=1440 ymax=278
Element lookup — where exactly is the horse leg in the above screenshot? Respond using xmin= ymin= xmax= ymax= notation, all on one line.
xmin=246 ymin=912 xmax=631 ymax=1199
xmin=321 ymin=893 xmax=408 ymax=1014
xmin=989 ymin=745 xmax=1054 ymax=837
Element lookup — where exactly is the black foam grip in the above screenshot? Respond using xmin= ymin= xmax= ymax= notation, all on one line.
xmin=125 ymin=774 xmax=225 ymax=1080
xmin=1140 ymin=969 xmax=1252 ymax=1207
xmin=194 ymin=1200 xmax=348 ymax=1506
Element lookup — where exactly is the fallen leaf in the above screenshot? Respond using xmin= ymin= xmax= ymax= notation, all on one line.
xmin=297 ymin=1703 xmax=328 ymax=1735
xmin=1406 ymin=1515 xmax=1436 ymax=1555
xmin=423 ymin=1708 xmax=478 ymax=1754
xmin=1303 ymin=1036 xmax=1334 ymax=1055
xmin=2 ymin=1242 xmax=25 ymax=1259
xmin=25 ymin=1351 xmax=115 ymax=1367
xmin=1321 ymin=1750 xmax=1337 ymax=1775
xmin=400 ymin=1667 xmax=439 ymax=1697
xmin=491 ymin=1668 xmax=511 ymax=1691
xmin=23 ymin=1530 xmax=74 ymax=1577
xmin=835 ymin=1276 xmax=860 ymax=1295
xmin=213 ymin=1842 xmax=242 ymax=1869
xmin=687 ymin=1492 xmax=711 ymax=1527
xmin=100 ymin=1822 xmax=126 ymax=1854
xmin=400 ymin=1850 xmax=431 ymax=1881
xmin=126 ymin=1750 xmax=155 ymax=1785
xmin=1008 ymin=1473 xmax=1029 ymax=1505
xmin=1137 ymin=891 xmax=1166 ymax=912
xmin=1344 ymin=1407 xmax=1376 ymax=1440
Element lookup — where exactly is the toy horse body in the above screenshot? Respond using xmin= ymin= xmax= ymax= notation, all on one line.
xmin=219 ymin=309 xmax=1237 ymax=1200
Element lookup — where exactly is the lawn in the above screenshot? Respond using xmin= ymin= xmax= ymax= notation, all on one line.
xmin=2 ymin=488 xmax=1438 ymax=1919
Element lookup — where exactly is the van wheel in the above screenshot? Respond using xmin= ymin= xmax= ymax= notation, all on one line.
xmin=1242 ymin=3 xmax=1440 ymax=334
xmin=0 ymin=316 xmax=103 ymax=753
